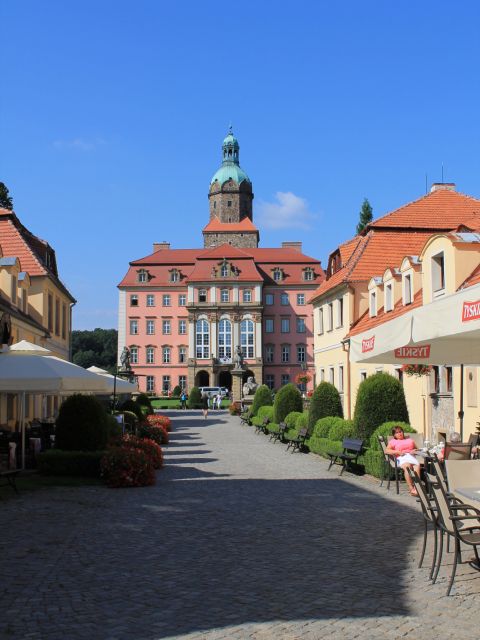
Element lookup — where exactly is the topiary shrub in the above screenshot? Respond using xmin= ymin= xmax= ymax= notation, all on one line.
xmin=251 ymin=385 xmax=273 ymax=416
xmin=296 ymin=411 xmax=309 ymax=431
xmin=353 ymin=373 xmax=409 ymax=441
xmin=37 ymin=450 xmax=103 ymax=477
xmin=136 ymin=393 xmax=153 ymax=414
xmin=273 ymin=383 xmax=303 ymax=423
xmin=55 ymin=394 xmax=109 ymax=452
xmin=172 ymin=385 xmax=182 ymax=398
xmin=369 ymin=421 xmax=415 ymax=451
xmin=145 ymin=414 xmax=172 ymax=431
xmin=100 ymin=446 xmax=156 ymax=488
xmin=137 ymin=423 xmax=169 ymax=445
xmin=119 ymin=399 xmax=144 ymax=421
xmin=188 ymin=386 xmax=202 ymax=409
xmin=308 ymin=382 xmax=343 ymax=431
xmin=312 ymin=416 xmax=345 ymax=439
xmin=329 ymin=418 xmax=355 ymax=441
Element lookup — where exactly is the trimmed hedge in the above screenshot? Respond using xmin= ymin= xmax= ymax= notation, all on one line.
xmin=119 ymin=399 xmax=144 ymax=421
xmin=353 ymin=373 xmax=409 ymax=441
xmin=251 ymin=385 xmax=273 ymax=417
xmin=273 ymin=384 xmax=303 ymax=423
xmin=369 ymin=421 xmax=416 ymax=451
xmin=172 ymin=385 xmax=182 ymax=397
xmin=306 ymin=437 xmax=342 ymax=457
xmin=251 ymin=405 xmax=275 ymax=427
xmin=188 ymin=386 xmax=202 ymax=409
xmin=284 ymin=411 xmax=303 ymax=440
xmin=312 ymin=416 xmax=345 ymax=439
xmin=329 ymin=418 xmax=355 ymax=442
xmin=295 ymin=411 xmax=309 ymax=430
xmin=308 ymin=382 xmax=343 ymax=431
xmin=55 ymin=394 xmax=109 ymax=452
xmin=136 ymin=393 xmax=153 ymax=414
xmin=37 ymin=450 xmax=103 ymax=477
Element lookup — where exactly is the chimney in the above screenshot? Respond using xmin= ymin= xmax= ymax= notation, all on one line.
xmin=153 ymin=241 xmax=171 ymax=252
xmin=281 ymin=241 xmax=302 ymax=252
xmin=430 ymin=183 xmax=456 ymax=193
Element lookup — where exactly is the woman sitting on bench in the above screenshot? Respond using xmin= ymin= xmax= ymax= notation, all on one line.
xmin=385 ymin=425 xmax=420 ymax=497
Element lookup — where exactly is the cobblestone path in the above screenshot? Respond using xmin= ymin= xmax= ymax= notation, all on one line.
xmin=1 ymin=411 xmax=479 ymax=640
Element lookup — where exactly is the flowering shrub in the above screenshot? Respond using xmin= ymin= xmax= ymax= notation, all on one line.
xmin=100 ymin=446 xmax=155 ymax=488
xmin=306 ymin=390 xmax=314 ymax=398
xmin=401 ymin=364 xmax=432 ymax=377
xmin=295 ymin=372 xmax=312 ymax=385
xmin=229 ymin=401 xmax=242 ymax=415
xmin=146 ymin=414 xmax=172 ymax=431
xmin=138 ymin=422 xmax=169 ymax=445
xmin=121 ymin=435 xmax=164 ymax=469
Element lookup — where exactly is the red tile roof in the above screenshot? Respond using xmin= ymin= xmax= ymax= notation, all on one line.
xmin=348 ymin=290 xmax=423 ymax=337
xmin=187 ymin=259 xmax=264 ymax=282
xmin=459 ymin=263 xmax=480 ymax=290
xmin=202 ymin=217 xmax=259 ymax=233
xmin=199 ymin=244 xmax=252 ymax=260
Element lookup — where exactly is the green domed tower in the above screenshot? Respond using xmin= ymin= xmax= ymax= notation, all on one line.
xmin=204 ymin=128 xmax=259 ymax=249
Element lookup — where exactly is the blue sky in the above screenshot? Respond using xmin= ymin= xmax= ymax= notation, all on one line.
xmin=2 ymin=1 xmax=479 ymax=330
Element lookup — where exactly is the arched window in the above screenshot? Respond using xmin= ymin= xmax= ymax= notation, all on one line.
xmin=240 ymin=319 xmax=254 ymax=358
xmin=218 ymin=319 xmax=232 ymax=359
xmin=196 ymin=319 xmax=209 ymax=359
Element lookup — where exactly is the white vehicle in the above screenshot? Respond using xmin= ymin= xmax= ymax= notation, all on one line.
xmin=198 ymin=386 xmax=222 ymax=398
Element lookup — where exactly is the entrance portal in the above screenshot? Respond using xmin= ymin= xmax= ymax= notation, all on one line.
xmin=195 ymin=370 xmax=209 ymax=387
xmin=218 ymin=370 xmax=232 ymax=390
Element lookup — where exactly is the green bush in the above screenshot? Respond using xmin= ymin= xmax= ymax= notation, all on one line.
xmin=119 ymin=399 xmax=144 ymax=421
xmin=283 ymin=411 xmax=303 ymax=439
xmin=353 ymin=373 xmax=409 ymax=441
xmin=136 ymin=393 xmax=153 ymax=414
xmin=362 ymin=449 xmax=387 ymax=479
xmin=172 ymin=385 xmax=182 ymax=397
xmin=251 ymin=385 xmax=273 ymax=416
xmin=307 ymin=437 xmax=342 ymax=457
xmin=329 ymin=418 xmax=355 ymax=442
xmin=308 ymin=382 xmax=343 ymax=431
xmin=313 ymin=416 xmax=344 ymax=439
xmin=296 ymin=411 xmax=309 ymax=430
xmin=188 ymin=387 xmax=202 ymax=409
xmin=257 ymin=405 xmax=274 ymax=421
xmin=369 ymin=421 xmax=415 ymax=451
xmin=37 ymin=450 xmax=103 ymax=477
xmin=55 ymin=394 xmax=109 ymax=452
xmin=273 ymin=384 xmax=303 ymax=423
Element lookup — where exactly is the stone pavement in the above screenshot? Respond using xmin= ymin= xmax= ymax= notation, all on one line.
xmin=1 ymin=410 xmax=479 ymax=640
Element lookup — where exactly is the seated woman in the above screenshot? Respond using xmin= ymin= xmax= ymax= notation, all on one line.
xmin=385 ymin=426 xmax=421 ymax=496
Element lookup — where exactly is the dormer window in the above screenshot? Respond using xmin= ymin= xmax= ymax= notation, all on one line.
xmin=385 ymin=284 xmax=393 ymax=312
xmin=170 ymin=269 xmax=180 ymax=283
xmin=370 ymin=291 xmax=377 ymax=317
xmin=220 ymin=262 xmax=229 ymax=277
xmin=198 ymin=288 xmax=207 ymax=303
xmin=303 ymin=268 xmax=314 ymax=281
xmin=138 ymin=269 xmax=148 ymax=283
xmin=404 ymin=274 xmax=412 ymax=305
xmin=432 ymin=252 xmax=445 ymax=295
xmin=273 ymin=268 xmax=283 ymax=282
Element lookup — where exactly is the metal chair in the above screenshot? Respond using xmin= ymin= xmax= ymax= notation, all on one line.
xmin=406 ymin=467 xmax=439 ymax=579
xmin=444 ymin=443 xmax=473 ymax=460
xmin=378 ymin=435 xmax=403 ymax=494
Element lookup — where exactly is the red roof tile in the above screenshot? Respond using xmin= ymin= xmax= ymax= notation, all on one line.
xmin=459 ymin=263 xmax=480 ymax=290
xmin=348 ymin=290 xmax=423 ymax=337
xmin=202 ymin=218 xmax=259 ymax=233
xmin=187 ymin=259 xmax=264 ymax=282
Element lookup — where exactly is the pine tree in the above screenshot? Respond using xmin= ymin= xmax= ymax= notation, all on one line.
xmin=0 ymin=182 xmax=13 ymax=210
xmin=356 ymin=198 xmax=373 ymax=234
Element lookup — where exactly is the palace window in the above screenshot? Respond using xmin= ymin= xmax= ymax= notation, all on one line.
xmin=265 ymin=345 xmax=274 ymax=363
xmin=265 ymin=374 xmax=275 ymax=390
xmin=281 ymin=293 xmax=289 ymax=305
xmin=162 ymin=376 xmax=170 ymax=394
xmin=162 ymin=319 xmax=171 ymax=335
xmin=220 ymin=262 xmax=229 ymax=277
xmin=130 ymin=346 xmax=138 ymax=364
xmin=179 ymin=319 xmax=187 ymax=335
xmin=297 ymin=345 xmax=306 ymax=362
xmin=265 ymin=293 xmax=274 ymax=305
xmin=281 ymin=374 xmax=290 ymax=386
xmin=179 ymin=375 xmax=187 ymax=390
xmin=296 ymin=317 xmax=306 ymax=333
xmin=146 ymin=294 xmax=155 ymax=307
xmin=198 ymin=289 xmax=207 ymax=303
xmin=130 ymin=294 xmax=138 ymax=307
xmin=163 ymin=347 xmax=171 ymax=364
xmin=338 ymin=365 xmax=344 ymax=392
xmin=146 ymin=376 xmax=155 ymax=393
xmin=281 ymin=345 xmax=290 ymax=363
xmin=281 ymin=318 xmax=290 ymax=333
xmin=329 ymin=367 xmax=335 ymax=384
xmin=196 ymin=319 xmax=210 ymax=359
xmin=303 ymin=268 xmax=314 ymax=281
xmin=240 ymin=319 xmax=254 ymax=358
xmin=218 ymin=318 xmax=232 ymax=358
xmin=220 ymin=288 xmax=230 ymax=303
xmin=179 ymin=346 xmax=187 ymax=363
xmin=337 ymin=298 xmax=344 ymax=327
xmin=179 ymin=294 xmax=186 ymax=306
xmin=170 ymin=269 xmax=180 ymax=283
xmin=146 ymin=347 xmax=155 ymax=364
xmin=146 ymin=319 xmax=155 ymax=335
xmin=297 ymin=293 xmax=305 ymax=305
xmin=130 ymin=319 xmax=138 ymax=335
xmin=327 ymin=303 xmax=334 ymax=331
xmin=138 ymin=270 xmax=148 ymax=283
xmin=243 ymin=289 xmax=252 ymax=303
xmin=318 ymin=307 xmax=324 ymax=334
xmin=265 ymin=318 xmax=274 ymax=333
xmin=273 ymin=268 xmax=283 ymax=282
xmin=163 ymin=294 xmax=171 ymax=307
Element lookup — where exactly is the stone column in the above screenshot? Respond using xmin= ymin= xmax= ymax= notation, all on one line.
xmin=231 ymin=368 xmax=244 ymax=404
xmin=209 ymin=313 xmax=217 ymax=358
xmin=254 ymin=313 xmax=262 ymax=359
xmin=188 ymin=314 xmax=195 ymax=358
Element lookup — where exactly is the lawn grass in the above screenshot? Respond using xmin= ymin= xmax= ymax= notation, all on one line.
xmin=0 ymin=473 xmax=101 ymax=502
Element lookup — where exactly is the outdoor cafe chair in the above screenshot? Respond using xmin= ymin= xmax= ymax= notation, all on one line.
xmin=406 ymin=467 xmax=439 ymax=579
xmin=445 ymin=459 xmax=480 ymax=509
xmin=444 ymin=442 xmax=473 ymax=461
xmin=378 ymin=435 xmax=404 ymax=494
xmin=426 ymin=472 xmax=480 ymax=596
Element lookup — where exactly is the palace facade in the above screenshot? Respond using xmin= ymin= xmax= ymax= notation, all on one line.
xmin=118 ymin=130 xmax=324 ymax=395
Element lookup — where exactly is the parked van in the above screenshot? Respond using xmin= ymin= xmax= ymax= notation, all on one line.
xmin=199 ymin=386 xmax=227 ymax=398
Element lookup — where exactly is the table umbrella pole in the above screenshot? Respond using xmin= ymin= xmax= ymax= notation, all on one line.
xmin=20 ymin=391 xmax=26 ymax=470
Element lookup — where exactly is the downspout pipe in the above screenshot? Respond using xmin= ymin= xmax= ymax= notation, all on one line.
xmin=341 ymin=338 xmax=351 ymax=419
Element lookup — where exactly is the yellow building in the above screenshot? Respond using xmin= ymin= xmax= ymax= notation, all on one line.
xmin=0 ymin=207 xmax=76 ymax=426
xmin=311 ymin=184 xmax=480 ymax=441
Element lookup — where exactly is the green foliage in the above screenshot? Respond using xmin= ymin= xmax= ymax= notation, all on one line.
xmin=100 ymin=446 xmax=155 ymax=488
xmin=251 ymin=384 xmax=273 ymax=416
xmin=172 ymin=385 xmax=182 ymax=397
xmin=296 ymin=411 xmax=309 ymax=430
xmin=37 ymin=450 xmax=103 ymax=477
xmin=283 ymin=410 xmax=303 ymax=439
xmin=273 ymin=383 xmax=303 ymax=423
xmin=308 ymin=382 xmax=343 ymax=431
xmin=362 ymin=449 xmax=387 ymax=479
xmin=353 ymin=373 xmax=409 ymax=441
xmin=119 ymin=399 xmax=144 ymax=421
xmin=329 ymin=418 xmax=355 ymax=441
xmin=313 ymin=416 xmax=345 ymax=439
xmin=369 ymin=421 xmax=415 ymax=451
xmin=0 ymin=181 xmax=13 ymax=210
xmin=136 ymin=393 xmax=153 ymax=414
xmin=356 ymin=197 xmax=373 ymax=234
xmin=71 ymin=328 xmax=118 ymax=372
xmin=257 ymin=405 xmax=274 ymax=421
xmin=55 ymin=394 xmax=109 ymax=452
xmin=187 ymin=386 xmax=202 ymax=408
xmin=307 ymin=437 xmax=342 ymax=457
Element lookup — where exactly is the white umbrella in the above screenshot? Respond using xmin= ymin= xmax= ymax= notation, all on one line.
xmin=86 ymin=366 xmax=138 ymax=393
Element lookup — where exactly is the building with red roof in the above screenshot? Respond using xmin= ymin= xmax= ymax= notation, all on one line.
xmin=118 ymin=131 xmax=324 ymax=398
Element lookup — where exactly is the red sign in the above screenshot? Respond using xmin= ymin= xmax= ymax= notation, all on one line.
xmin=394 ymin=345 xmax=431 ymax=359
xmin=462 ymin=300 xmax=480 ymax=322
xmin=362 ymin=336 xmax=375 ymax=353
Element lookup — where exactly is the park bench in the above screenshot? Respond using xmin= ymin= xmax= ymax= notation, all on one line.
xmin=327 ymin=438 xmax=364 ymax=475
xmin=285 ymin=427 xmax=309 ymax=453
xmin=270 ymin=422 xmax=287 ymax=444
xmin=0 ymin=470 xmax=19 ymax=494
xmin=240 ymin=410 xmax=253 ymax=426
xmin=255 ymin=416 xmax=270 ymax=435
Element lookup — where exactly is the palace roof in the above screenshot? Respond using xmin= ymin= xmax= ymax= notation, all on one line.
xmin=202 ymin=218 xmax=259 ymax=233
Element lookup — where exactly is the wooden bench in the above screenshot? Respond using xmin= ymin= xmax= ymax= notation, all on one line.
xmin=255 ymin=416 xmax=270 ymax=435
xmin=270 ymin=422 xmax=287 ymax=444
xmin=327 ymin=438 xmax=364 ymax=475
xmin=0 ymin=470 xmax=19 ymax=494
xmin=286 ymin=428 xmax=309 ymax=453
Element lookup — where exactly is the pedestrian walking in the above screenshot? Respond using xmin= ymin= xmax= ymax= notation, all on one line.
xmin=215 ymin=393 xmax=222 ymax=410
xmin=201 ymin=391 xmax=209 ymax=419
xmin=181 ymin=390 xmax=187 ymax=410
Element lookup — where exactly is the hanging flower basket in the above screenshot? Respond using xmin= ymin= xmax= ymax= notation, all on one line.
xmin=401 ymin=364 xmax=432 ymax=377
xmin=295 ymin=372 xmax=312 ymax=385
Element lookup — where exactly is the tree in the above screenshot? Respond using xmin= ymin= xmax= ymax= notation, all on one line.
xmin=0 ymin=182 xmax=13 ymax=210
xmin=273 ymin=383 xmax=303 ymax=423
xmin=71 ymin=328 xmax=118 ymax=372
xmin=356 ymin=198 xmax=373 ymax=235
xmin=308 ymin=381 xmax=343 ymax=431
xmin=353 ymin=372 xmax=409 ymax=441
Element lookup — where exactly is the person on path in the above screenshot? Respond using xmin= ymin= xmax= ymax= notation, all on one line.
xmin=180 ymin=390 xmax=187 ymax=410
xmin=385 ymin=425 xmax=420 ymax=496
xmin=215 ymin=393 xmax=222 ymax=410
xmin=201 ymin=391 xmax=209 ymax=419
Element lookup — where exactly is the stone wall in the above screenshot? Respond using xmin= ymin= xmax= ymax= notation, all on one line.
xmin=203 ymin=232 xmax=258 ymax=248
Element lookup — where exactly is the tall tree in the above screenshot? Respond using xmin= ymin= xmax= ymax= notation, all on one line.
xmin=356 ymin=198 xmax=373 ymax=234
xmin=71 ymin=328 xmax=118 ymax=372
xmin=0 ymin=182 xmax=13 ymax=210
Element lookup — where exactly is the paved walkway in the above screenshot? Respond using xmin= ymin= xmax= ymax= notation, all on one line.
xmin=1 ymin=411 xmax=479 ymax=640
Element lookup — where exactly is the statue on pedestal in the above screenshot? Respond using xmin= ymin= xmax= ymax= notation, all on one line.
xmin=120 ymin=346 xmax=132 ymax=372
xmin=234 ymin=345 xmax=244 ymax=370
xmin=243 ymin=376 xmax=258 ymax=397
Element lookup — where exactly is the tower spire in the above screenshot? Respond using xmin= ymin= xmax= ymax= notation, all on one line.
xmin=222 ymin=128 xmax=240 ymax=165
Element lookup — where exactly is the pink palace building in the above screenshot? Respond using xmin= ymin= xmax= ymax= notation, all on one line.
xmin=117 ymin=130 xmax=324 ymax=396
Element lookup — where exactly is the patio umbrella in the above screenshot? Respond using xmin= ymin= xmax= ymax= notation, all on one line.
xmin=0 ymin=342 xmax=112 ymax=468
xmin=86 ymin=366 xmax=138 ymax=393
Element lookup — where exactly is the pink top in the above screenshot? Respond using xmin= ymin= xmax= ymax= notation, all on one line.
xmin=389 ymin=437 xmax=415 ymax=453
